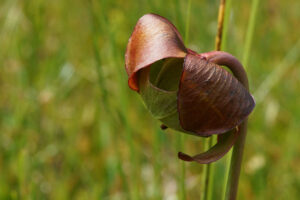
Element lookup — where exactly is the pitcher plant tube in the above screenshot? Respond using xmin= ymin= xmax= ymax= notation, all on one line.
xmin=125 ymin=14 xmax=255 ymax=164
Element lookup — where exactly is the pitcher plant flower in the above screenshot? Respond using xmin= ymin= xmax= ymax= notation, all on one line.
xmin=125 ymin=14 xmax=255 ymax=164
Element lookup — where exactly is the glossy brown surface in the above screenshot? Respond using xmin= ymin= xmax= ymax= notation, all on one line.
xmin=125 ymin=13 xmax=187 ymax=91
xmin=178 ymin=54 xmax=255 ymax=136
xmin=201 ymin=51 xmax=249 ymax=89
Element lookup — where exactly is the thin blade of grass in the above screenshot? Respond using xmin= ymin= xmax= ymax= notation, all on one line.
xmin=254 ymin=39 xmax=300 ymax=104
xmin=242 ymin=0 xmax=260 ymax=68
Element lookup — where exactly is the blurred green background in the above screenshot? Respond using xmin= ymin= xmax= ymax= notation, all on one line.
xmin=0 ymin=0 xmax=299 ymax=199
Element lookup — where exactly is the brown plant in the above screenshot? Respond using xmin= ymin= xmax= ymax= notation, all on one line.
xmin=125 ymin=13 xmax=255 ymax=164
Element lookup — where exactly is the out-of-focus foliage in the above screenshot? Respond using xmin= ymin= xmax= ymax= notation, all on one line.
xmin=0 ymin=0 xmax=299 ymax=199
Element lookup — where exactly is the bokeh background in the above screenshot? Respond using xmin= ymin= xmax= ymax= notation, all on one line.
xmin=0 ymin=0 xmax=299 ymax=199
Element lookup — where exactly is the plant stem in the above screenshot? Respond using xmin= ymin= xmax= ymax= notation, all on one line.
xmin=221 ymin=150 xmax=233 ymax=200
xmin=225 ymin=1 xmax=259 ymax=199
xmin=201 ymin=138 xmax=208 ymax=200
xmin=204 ymin=136 xmax=217 ymax=200
xmin=225 ymin=122 xmax=248 ymax=200
xmin=204 ymin=51 xmax=250 ymax=200
xmin=215 ymin=0 xmax=226 ymax=51
xmin=220 ymin=0 xmax=232 ymax=51
xmin=203 ymin=1 xmax=226 ymax=199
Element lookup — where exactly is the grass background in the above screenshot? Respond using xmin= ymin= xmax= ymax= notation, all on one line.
xmin=0 ymin=0 xmax=299 ymax=199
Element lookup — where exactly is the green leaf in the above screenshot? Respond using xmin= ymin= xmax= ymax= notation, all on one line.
xmin=139 ymin=64 xmax=178 ymax=120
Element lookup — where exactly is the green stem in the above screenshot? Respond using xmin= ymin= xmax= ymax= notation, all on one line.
xmin=204 ymin=137 xmax=217 ymax=200
xmin=201 ymin=138 xmax=208 ymax=199
xmin=221 ymin=150 xmax=233 ymax=200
